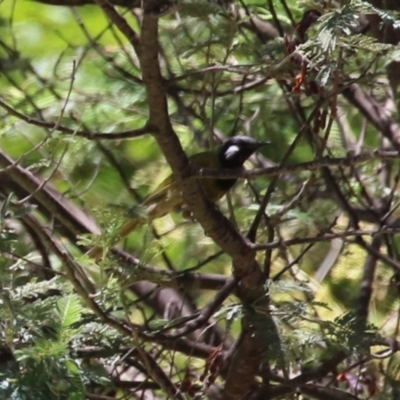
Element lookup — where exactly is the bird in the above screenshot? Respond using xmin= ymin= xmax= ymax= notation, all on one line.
xmin=87 ymin=136 xmax=270 ymax=259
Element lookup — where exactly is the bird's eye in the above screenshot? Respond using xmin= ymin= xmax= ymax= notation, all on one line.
xmin=224 ymin=145 xmax=240 ymax=159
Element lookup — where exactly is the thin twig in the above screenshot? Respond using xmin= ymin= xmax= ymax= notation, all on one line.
xmin=252 ymin=227 xmax=400 ymax=252
xmin=197 ymin=150 xmax=400 ymax=180
xmin=0 ymin=98 xmax=154 ymax=139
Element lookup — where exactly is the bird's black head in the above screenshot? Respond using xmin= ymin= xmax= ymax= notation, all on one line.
xmin=217 ymin=136 xmax=270 ymax=168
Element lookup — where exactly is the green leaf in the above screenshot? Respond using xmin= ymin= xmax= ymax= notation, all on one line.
xmin=57 ymin=294 xmax=82 ymax=334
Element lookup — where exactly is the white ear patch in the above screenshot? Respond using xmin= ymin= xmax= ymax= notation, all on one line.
xmin=224 ymin=145 xmax=240 ymax=159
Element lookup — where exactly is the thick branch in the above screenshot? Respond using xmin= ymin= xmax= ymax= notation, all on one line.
xmin=138 ymin=13 xmax=266 ymax=400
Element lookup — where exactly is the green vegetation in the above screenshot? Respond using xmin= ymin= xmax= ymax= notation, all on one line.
xmin=1 ymin=0 xmax=400 ymax=399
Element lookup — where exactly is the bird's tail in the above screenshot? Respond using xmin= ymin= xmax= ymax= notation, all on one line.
xmin=86 ymin=216 xmax=146 ymax=260
xmin=85 ymin=194 xmax=178 ymax=260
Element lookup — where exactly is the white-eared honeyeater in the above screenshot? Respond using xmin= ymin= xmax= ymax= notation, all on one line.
xmin=87 ymin=136 xmax=270 ymax=259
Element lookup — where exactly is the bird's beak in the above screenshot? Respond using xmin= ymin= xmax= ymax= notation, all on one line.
xmin=256 ymin=140 xmax=271 ymax=149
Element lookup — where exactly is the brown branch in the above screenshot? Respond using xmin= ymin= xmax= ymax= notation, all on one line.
xmin=93 ymin=0 xmax=140 ymax=50
xmin=289 ymin=352 xmax=346 ymax=385
xmin=114 ymin=249 xmax=229 ymax=291
xmin=166 ymin=277 xmax=238 ymax=339
xmin=357 ymin=236 xmax=381 ymax=321
xmin=145 ymin=14 xmax=265 ymax=400
xmin=355 ymin=236 xmax=400 ymax=273
xmin=300 ymin=385 xmax=360 ymax=400
xmin=0 ymin=150 xmax=100 ymax=240
xmin=342 ymin=83 xmax=400 ymax=148
xmin=33 ymin=0 xmax=139 ymax=6
xmin=138 ymin=15 xmax=256 ymax=285
xmin=96 ymin=8 xmax=266 ymax=399
xmin=252 ymin=227 xmax=400 ymax=254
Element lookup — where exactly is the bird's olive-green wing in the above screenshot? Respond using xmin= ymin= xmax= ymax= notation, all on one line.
xmin=190 ymin=151 xmax=232 ymax=202
xmin=142 ymin=173 xmax=176 ymax=206
xmin=142 ymin=149 xmax=229 ymax=213
xmin=141 ymin=172 xmax=183 ymax=220
xmin=189 ymin=150 xmax=221 ymax=168
xmin=143 ymin=150 xmax=218 ymax=205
